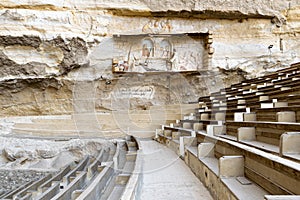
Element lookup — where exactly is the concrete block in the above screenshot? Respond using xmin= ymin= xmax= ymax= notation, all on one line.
xmin=163 ymin=130 xmax=172 ymax=137
xmin=188 ymin=115 xmax=196 ymax=120
xmin=219 ymin=156 xmax=244 ymax=178
xmin=180 ymin=136 xmax=197 ymax=157
xmin=259 ymin=96 xmax=269 ymax=101
xmin=172 ymin=132 xmax=181 ymax=140
xmin=238 ymin=127 xmax=256 ymax=141
xmin=198 ymin=143 xmax=214 ymax=158
xmin=274 ymin=102 xmax=288 ymax=108
xmin=276 ymin=111 xmax=296 ymax=122
xmin=215 ymin=112 xmax=225 ymax=121
xmin=280 ymin=132 xmax=300 ymax=156
xmin=207 ymin=125 xmax=226 ymax=136
xmin=155 ymin=129 xmax=163 ymax=138
xmin=234 ymin=112 xmax=244 ymax=122
xmin=213 ymin=125 xmax=226 ymax=136
xmin=198 ymin=108 xmax=205 ymax=113
xmin=201 ymin=113 xmax=209 ymax=120
xmin=193 ymin=123 xmax=203 ymax=131
xmin=281 ymin=87 xmax=291 ymax=91
xmin=261 ymin=103 xmax=273 ymax=108
xmin=237 ymin=99 xmax=246 ymax=104
xmin=183 ymin=116 xmax=189 ymax=120
xmin=243 ymin=113 xmax=256 ymax=121
xmin=126 ymin=153 xmax=137 ymax=161
xmin=183 ymin=122 xmax=192 ymax=129
xmin=115 ymin=175 xmax=130 ymax=185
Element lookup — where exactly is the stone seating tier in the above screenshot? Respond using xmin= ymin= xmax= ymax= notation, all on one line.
xmin=160 ymin=63 xmax=300 ymax=198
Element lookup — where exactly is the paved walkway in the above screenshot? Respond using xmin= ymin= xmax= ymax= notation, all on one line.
xmin=137 ymin=139 xmax=213 ymax=200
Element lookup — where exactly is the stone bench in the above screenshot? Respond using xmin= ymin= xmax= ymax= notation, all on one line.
xmin=36 ymin=182 xmax=60 ymax=200
xmin=276 ymin=94 xmax=300 ymax=106
xmin=268 ymin=84 xmax=300 ymax=100
xmin=38 ymin=165 xmax=71 ymax=192
xmin=194 ymin=131 xmax=300 ymax=195
xmin=158 ymin=126 xmax=197 ymax=155
xmin=180 ymin=119 xmax=219 ymax=131
xmin=185 ymin=144 xmax=268 ymax=199
xmin=62 ymin=155 xmax=90 ymax=185
xmin=256 ymin=106 xmax=300 ymax=122
xmin=76 ymin=162 xmax=114 ymax=200
xmin=51 ymin=171 xmax=87 ymax=200
xmin=226 ymin=121 xmax=300 ymax=146
xmin=13 ymin=174 xmax=52 ymax=199
xmin=87 ymin=149 xmax=105 ymax=180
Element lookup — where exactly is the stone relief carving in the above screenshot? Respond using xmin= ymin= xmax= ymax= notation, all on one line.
xmin=142 ymin=19 xmax=172 ymax=34
xmin=113 ymin=34 xmax=205 ymax=72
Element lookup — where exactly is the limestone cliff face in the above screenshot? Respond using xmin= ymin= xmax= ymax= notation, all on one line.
xmin=0 ymin=0 xmax=299 ymax=116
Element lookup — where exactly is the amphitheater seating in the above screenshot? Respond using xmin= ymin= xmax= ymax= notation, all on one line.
xmin=1 ymin=137 xmax=140 ymax=200
xmin=155 ymin=62 xmax=300 ymax=199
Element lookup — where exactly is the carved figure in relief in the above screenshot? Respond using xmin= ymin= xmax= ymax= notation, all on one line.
xmin=169 ymin=49 xmax=178 ymax=70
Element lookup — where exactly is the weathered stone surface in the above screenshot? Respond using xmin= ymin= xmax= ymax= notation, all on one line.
xmin=0 ymin=169 xmax=49 ymax=196
xmin=0 ymin=0 xmax=298 ymax=115
xmin=0 ymin=137 xmax=114 ymax=170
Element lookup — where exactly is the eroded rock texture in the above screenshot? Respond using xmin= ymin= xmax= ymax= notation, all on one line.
xmin=0 ymin=0 xmax=299 ymax=115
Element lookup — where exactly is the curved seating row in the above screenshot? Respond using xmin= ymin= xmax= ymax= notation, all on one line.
xmin=155 ymin=62 xmax=300 ymax=199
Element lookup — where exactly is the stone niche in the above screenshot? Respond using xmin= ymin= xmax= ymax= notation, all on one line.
xmin=112 ymin=33 xmax=210 ymax=73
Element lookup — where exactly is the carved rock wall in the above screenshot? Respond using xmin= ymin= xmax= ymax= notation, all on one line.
xmin=0 ymin=0 xmax=299 ymax=115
